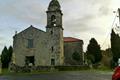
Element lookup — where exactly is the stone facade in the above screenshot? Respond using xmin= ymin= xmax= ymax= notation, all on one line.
xmin=46 ymin=0 xmax=64 ymax=65
xmin=13 ymin=26 xmax=50 ymax=66
xmin=64 ymin=37 xmax=84 ymax=65
xmin=12 ymin=0 xmax=84 ymax=67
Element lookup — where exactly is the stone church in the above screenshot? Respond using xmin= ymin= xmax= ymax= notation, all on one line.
xmin=12 ymin=0 xmax=83 ymax=67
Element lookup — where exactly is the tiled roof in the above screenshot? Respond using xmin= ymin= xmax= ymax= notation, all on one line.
xmin=64 ymin=37 xmax=82 ymax=42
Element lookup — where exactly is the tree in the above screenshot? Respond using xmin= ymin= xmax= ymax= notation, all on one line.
xmin=1 ymin=46 xmax=13 ymax=68
xmin=72 ymin=51 xmax=80 ymax=61
xmin=111 ymin=29 xmax=120 ymax=67
xmin=8 ymin=46 xmax=13 ymax=63
xmin=1 ymin=46 xmax=8 ymax=68
xmin=86 ymin=38 xmax=102 ymax=64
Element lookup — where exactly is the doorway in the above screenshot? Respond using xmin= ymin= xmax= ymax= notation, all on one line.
xmin=51 ymin=59 xmax=55 ymax=65
xmin=25 ymin=56 xmax=35 ymax=66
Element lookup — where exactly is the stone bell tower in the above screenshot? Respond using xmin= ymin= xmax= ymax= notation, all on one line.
xmin=46 ymin=0 xmax=64 ymax=66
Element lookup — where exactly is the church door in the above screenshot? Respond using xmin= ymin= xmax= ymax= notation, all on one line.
xmin=25 ymin=56 xmax=35 ymax=66
xmin=51 ymin=59 xmax=55 ymax=66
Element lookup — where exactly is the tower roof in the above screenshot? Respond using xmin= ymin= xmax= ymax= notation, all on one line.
xmin=48 ymin=0 xmax=61 ymax=11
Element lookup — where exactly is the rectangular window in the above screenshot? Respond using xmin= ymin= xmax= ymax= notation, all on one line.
xmin=27 ymin=39 xmax=33 ymax=48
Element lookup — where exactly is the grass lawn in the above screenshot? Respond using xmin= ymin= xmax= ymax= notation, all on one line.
xmin=0 ymin=68 xmax=113 ymax=76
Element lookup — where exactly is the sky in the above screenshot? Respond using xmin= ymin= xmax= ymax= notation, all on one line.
xmin=0 ymin=0 xmax=120 ymax=52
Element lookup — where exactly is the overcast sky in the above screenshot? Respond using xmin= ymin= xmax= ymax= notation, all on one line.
xmin=0 ymin=0 xmax=120 ymax=52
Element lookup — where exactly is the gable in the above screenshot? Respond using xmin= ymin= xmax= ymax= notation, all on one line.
xmin=15 ymin=25 xmax=46 ymax=37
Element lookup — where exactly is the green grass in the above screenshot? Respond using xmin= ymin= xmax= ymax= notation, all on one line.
xmin=1 ymin=69 xmax=10 ymax=75
xmin=1 ymin=68 xmax=60 ymax=76
xmin=1 ymin=67 xmax=113 ymax=76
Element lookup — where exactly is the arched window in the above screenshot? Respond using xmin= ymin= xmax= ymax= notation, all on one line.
xmin=51 ymin=15 xmax=56 ymax=27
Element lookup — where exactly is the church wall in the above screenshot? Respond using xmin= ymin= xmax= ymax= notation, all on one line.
xmin=46 ymin=27 xmax=64 ymax=65
xmin=64 ymin=41 xmax=83 ymax=65
xmin=53 ymin=28 xmax=64 ymax=65
xmin=13 ymin=27 xmax=50 ymax=66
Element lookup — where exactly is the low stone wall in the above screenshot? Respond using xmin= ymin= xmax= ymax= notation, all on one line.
xmin=55 ymin=65 xmax=89 ymax=71
xmin=9 ymin=63 xmax=31 ymax=72
xmin=9 ymin=63 xmax=53 ymax=72
xmin=9 ymin=63 xmax=89 ymax=72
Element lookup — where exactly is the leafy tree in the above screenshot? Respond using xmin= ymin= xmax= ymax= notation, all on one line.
xmin=72 ymin=51 xmax=80 ymax=61
xmin=86 ymin=38 xmax=102 ymax=64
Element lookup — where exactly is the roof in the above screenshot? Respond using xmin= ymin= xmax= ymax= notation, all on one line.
xmin=64 ymin=37 xmax=83 ymax=42
xmin=48 ymin=0 xmax=61 ymax=11
xmin=14 ymin=25 xmax=46 ymax=37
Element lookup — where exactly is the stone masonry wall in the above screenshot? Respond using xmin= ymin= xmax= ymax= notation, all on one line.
xmin=13 ymin=27 xmax=50 ymax=66
xmin=64 ymin=41 xmax=83 ymax=65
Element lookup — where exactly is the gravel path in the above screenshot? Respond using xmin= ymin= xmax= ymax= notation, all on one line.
xmin=0 ymin=71 xmax=112 ymax=80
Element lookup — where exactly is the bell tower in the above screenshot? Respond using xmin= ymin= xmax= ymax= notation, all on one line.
xmin=46 ymin=0 xmax=64 ymax=66
xmin=46 ymin=0 xmax=63 ymax=29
